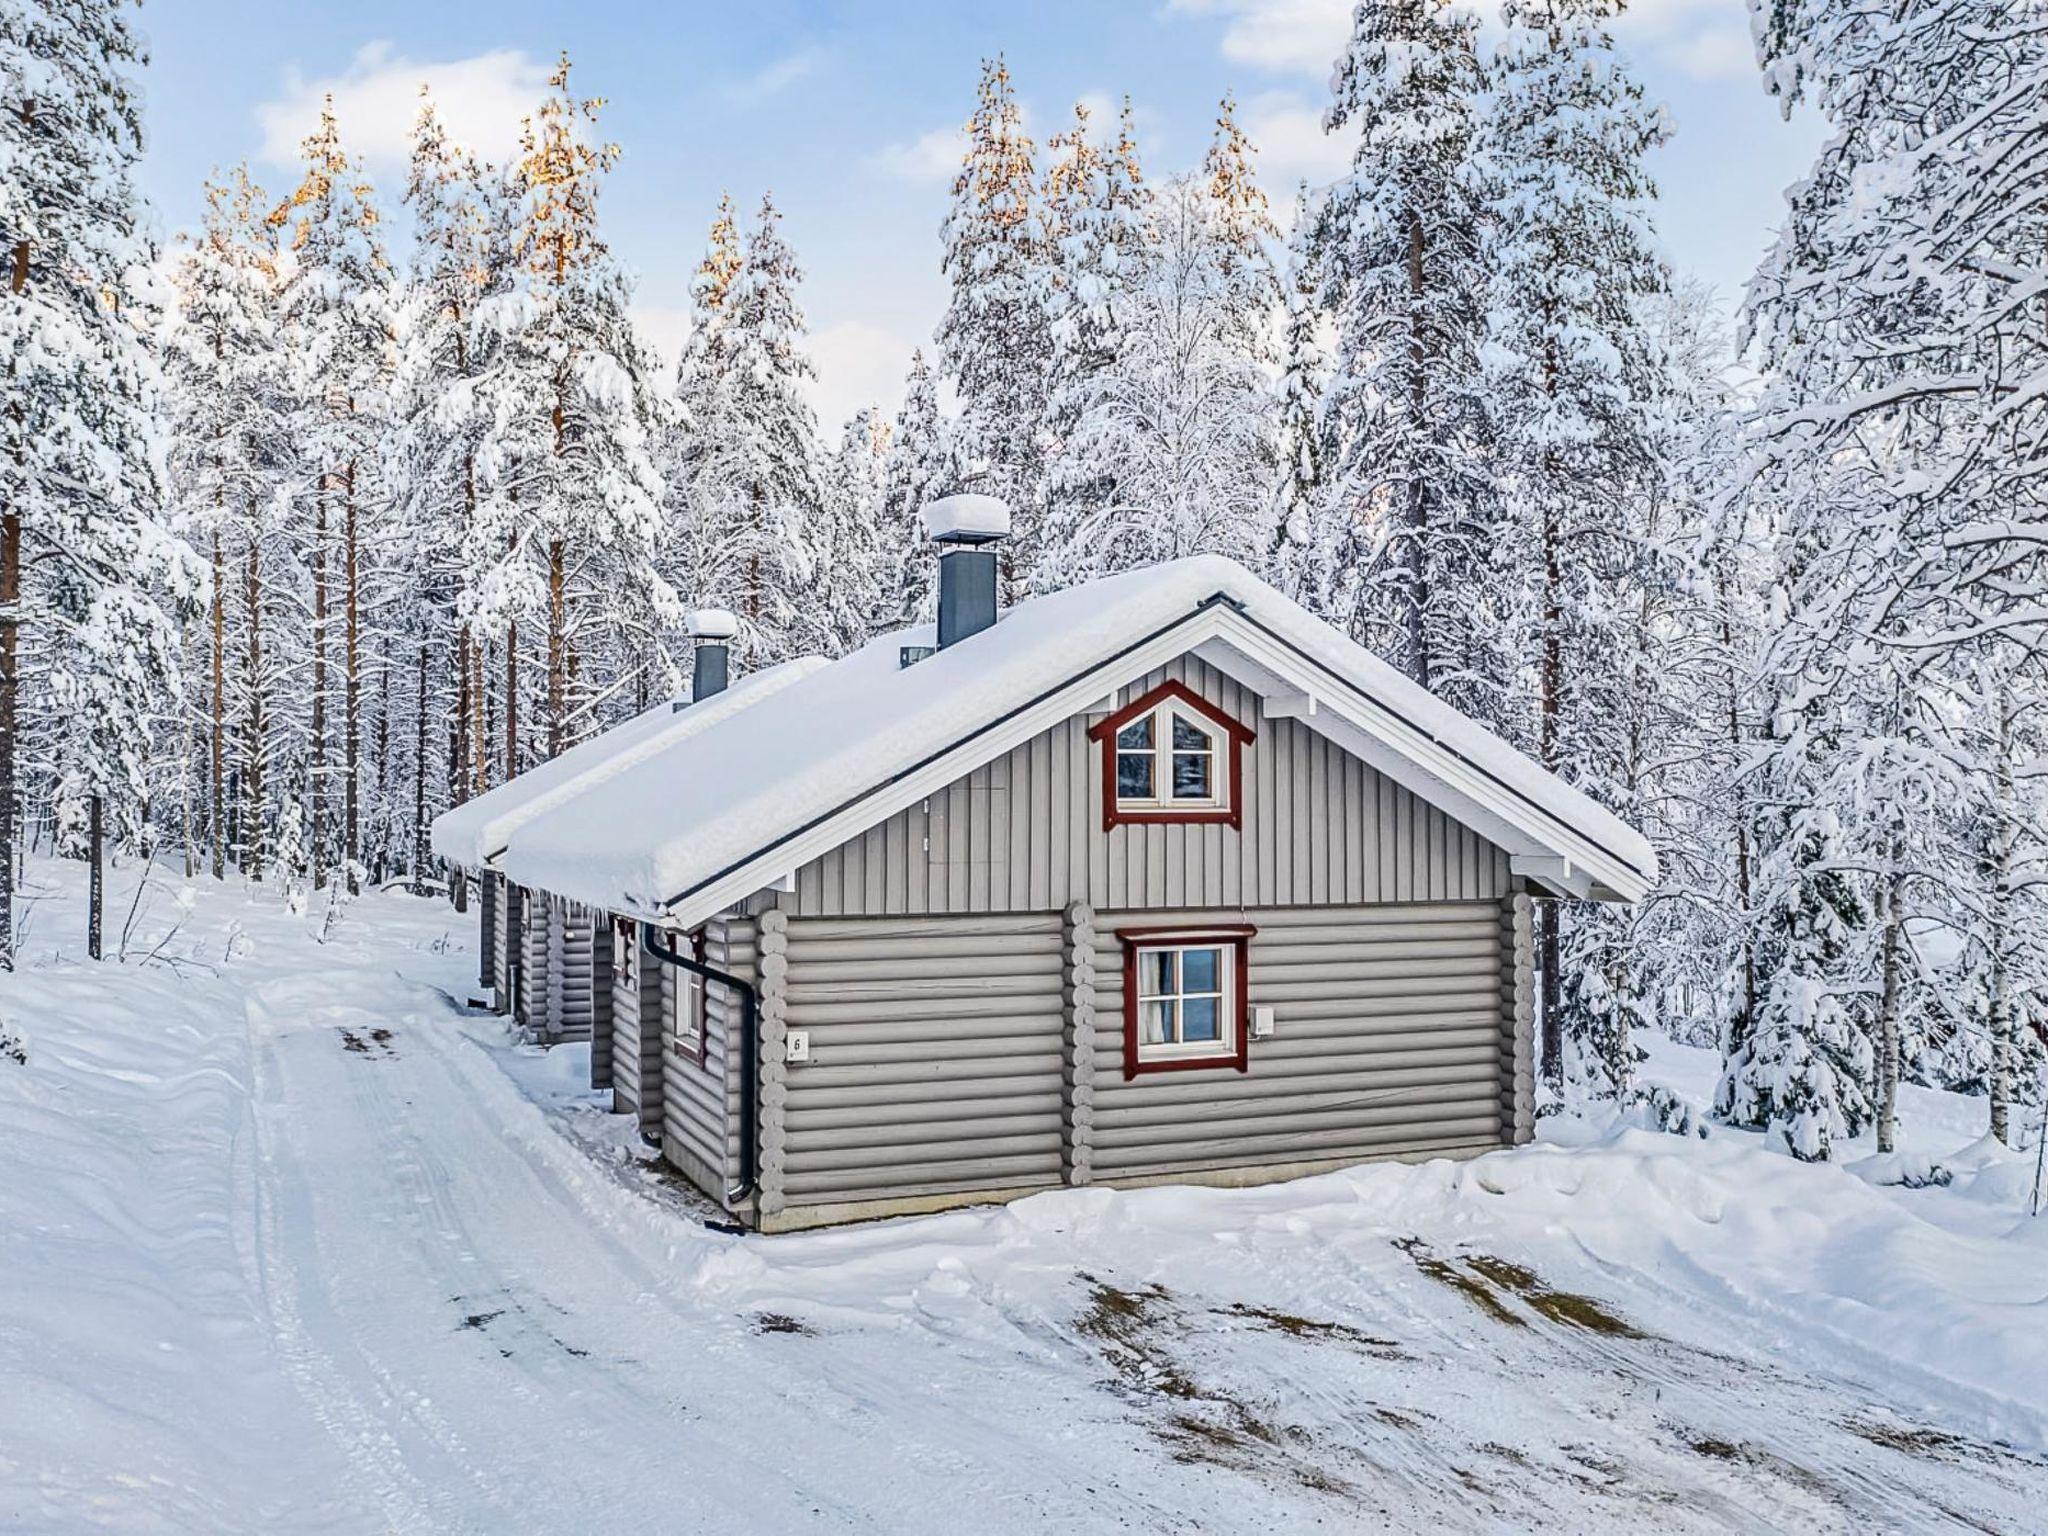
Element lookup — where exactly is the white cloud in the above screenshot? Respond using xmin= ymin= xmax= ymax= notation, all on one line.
xmin=729 ymin=48 xmax=824 ymax=101
xmin=867 ymin=123 xmax=969 ymax=183
xmin=1166 ymin=0 xmax=1350 ymax=78
xmin=806 ymin=320 xmax=917 ymax=431
xmin=1238 ymin=90 xmax=1352 ymax=191
xmin=255 ymin=42 xmax=550 ymax=178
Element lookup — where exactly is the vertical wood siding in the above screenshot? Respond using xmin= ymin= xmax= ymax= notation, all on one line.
xmin=587 ymin=908 xmax=613 ymax=1085
xmin=776 ymin=913 xmax=1068 ymax=1209
xmin=790 ymin=655 xmax=1509 ymax=919
xmin=1085 ymin=903 xmax=1508 ymax=1180
xmin=660 ymin=916 xmax=757 ymax=1204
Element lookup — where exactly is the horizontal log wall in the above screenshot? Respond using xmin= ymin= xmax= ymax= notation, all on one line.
xmin=660 ymin=915 xmax=757 ymax=1204
xmin=776 ymin=913 xmax=1068 ymax=1209
xmin=1086 ymin=902 xmax=1508 ymax=1180
xmin=791 ymin=654 xmax=1510 ymax=919
xmin=610 ymin=922 xmax=664 ymax=1132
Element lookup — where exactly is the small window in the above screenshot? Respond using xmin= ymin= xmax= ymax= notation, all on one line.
xmin=671 ymin=929 xmax=708 ymax=1064
xmin=1088 ymin=679 xmax=1254 ymax=831
xmin=1118 ymin=925 xmax=1254 ymax=1077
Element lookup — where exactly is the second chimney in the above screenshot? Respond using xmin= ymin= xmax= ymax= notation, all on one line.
xmin=921 ymin=494 xmax=1011 ymax=648
xmin=686 ymin=608 xmax=738 ymax=702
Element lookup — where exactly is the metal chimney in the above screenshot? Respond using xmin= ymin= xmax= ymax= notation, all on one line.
xmin=921 ymin=494 xmax=1011 ymax=649
xmin=686 ymin=608 xmax=737 ymax=702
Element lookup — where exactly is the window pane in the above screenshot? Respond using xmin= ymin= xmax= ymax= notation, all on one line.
xmin=1180 ymin=947 xmax=1220 ymax=994
xmin=1181 ymin=996 xmax=1220 ymax=1042
xmin=1138 ymin=950 xmax=1176 ymax=997
xmin=1138 ymin=999 xmax=1172 ymax=1045
xmin=1116 ymin=716 xmax=1153 ymax=750
xmin=1172 ymin=751 xmax=1211 ymax=799
xmin=1118 ymin=752 xmax=1155 ymax=799
xmin=1171 ymin=713 xmax=1212 ymax=751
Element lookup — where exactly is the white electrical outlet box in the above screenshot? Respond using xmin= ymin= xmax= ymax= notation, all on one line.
xmin=1250 ymin=1006 xmax=1276 ymax=1039
xmin=784 ymin=1030 xmax=810 ymax=1063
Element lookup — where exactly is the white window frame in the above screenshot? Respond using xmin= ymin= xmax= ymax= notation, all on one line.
xmin=1132 ymin=940 xmax=1237 ymax=1064
xmin=1113 ymin=701 xmax=1227 ymax=813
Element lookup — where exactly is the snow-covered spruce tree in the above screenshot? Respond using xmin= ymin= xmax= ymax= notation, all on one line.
xmin=937 ymin=55 xmax=1053 ymax=594
xmin=0 ymin=0 xmax=201 ymax=960
xmin=1039 ymin=97 xmax=1152 ymax=550
xmin=1269 ymin=184 xmax=1334 ymax=598
xmin=391 ymin=89 xmax=524 ymax=884
xmin=480 ymin=54 xmax=674 ymax=762
xmin=1034 ymin=171 xmax=1279 ymax=588
xmin=270 ymin=97 xmax=392 ymax=893
xmin=1298 ymin=0 xmax=1491 ymax=693
xmin=1556 ymin=281 xmax=1748 ymax=1097
xmin=1476 ymin=0 xmax=1669 ymax=1096
xmin=681 ymin=193 xmax=825 ymax=665
xmin=817 ymin=407 xmax=891 ymax=654
xmin=875 ymin=348 xmax=953 ymax=629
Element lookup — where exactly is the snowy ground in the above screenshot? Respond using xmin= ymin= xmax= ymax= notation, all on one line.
xmin=3 ymin=857 xmax=2046 ymax=1534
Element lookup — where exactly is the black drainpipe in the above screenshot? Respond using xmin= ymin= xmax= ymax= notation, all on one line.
xmin=639 ymin=921 xmax=758 ymax=1210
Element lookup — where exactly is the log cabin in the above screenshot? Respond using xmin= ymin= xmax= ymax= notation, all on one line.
xmin=433 ymin=497 xmax=1654 ymax=1233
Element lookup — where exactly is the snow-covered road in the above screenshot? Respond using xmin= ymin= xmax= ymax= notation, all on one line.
xmin=6 ymin=860 xmax=2048 ymax=1533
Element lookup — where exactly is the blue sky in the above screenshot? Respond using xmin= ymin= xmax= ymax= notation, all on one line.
xmin=136 ymin=0 xmax=1825 ymax=428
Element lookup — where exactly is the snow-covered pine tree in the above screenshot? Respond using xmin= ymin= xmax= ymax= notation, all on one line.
xmin=0 ymin=0 xmax=201 ymax=959
xmin=937 ymin=56 xmax=1053 ymax=593
xmin=683 ymin=193 xmax=825 ymax=664
xmin=270 ymin=97 xmax=392 ymax=894
xmin=493 ymin=53 xmax=674 ymax=758
xmin=391 ymin=89 xmax=523 ymax=892
xmin=1477 ymin=0 xmax=1669 ymax=1096
xmin=876 ymin=348 xmax=952 ymax=629
xmin=1295 ymin=0 xmax=1489 ymax=694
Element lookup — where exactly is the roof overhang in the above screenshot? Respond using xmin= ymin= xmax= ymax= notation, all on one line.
xmin=650 ymin=595 xmax=1653 ymax=932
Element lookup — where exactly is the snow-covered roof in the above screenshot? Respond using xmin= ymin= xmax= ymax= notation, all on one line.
xmin=430 ymin=656 xmax=829 ymax=873
xmin=490 ymin=557 xmax=1656 ymax=927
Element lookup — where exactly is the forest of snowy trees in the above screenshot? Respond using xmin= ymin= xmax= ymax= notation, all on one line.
xmin=6 ymin=0 xmax=2047 ymax=1160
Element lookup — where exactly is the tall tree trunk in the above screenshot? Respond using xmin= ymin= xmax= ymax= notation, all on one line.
xmin=504 ymin=618 xmax=519 ymax=784
xmin=243 ymin=526 xmax=266 ymax=882
xmin=1718 ymin=583 xmax=1756 ymax=1047
xmin=211 ymin=527 xmax=225 ymax=879
xmin=344 ymin=460 xmax=361 ymax=895
xmin=86 ymin=794 xmax=103 ymax=961
xmin=1537 ymin=488 xmax=1564 ymax=1094
xmin=310 ymin=487 xmax=328 ymax=889
xmin=0 ymin=503 xmax=19 ymax=974
xmin=1876 ymin=855 xmax=1903 ymax=1155
xmin=1989 ymin=682 xmax=2016 ymax=1147
xmin=547 ymin=538 xmax=566 ymax=759
xmin=450 ymin=625 xmax=470 ymax=914
xmin=414 ymin=639 xmax=429 ymax=895
xmin=1402 ymin=206 xmax=1431 ymax=690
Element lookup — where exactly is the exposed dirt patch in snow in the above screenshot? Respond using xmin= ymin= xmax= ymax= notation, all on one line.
xmin=8 ymin=856 xmax=2048 ymax=1533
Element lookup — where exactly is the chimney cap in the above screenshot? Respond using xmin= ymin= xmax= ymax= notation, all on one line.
xmin=686 ymin=608 xmax=738 ymax=640
xmin=921 ymin=494 xmax=1011 ymax=546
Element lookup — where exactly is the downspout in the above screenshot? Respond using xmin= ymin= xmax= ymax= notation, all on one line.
xmin=639 ymin=920 xmax=758 ymax=1210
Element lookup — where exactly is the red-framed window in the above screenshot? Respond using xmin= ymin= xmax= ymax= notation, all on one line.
xmin=1086 ymin=680 xmax=1255 ymax=832
xmin=1117 ymin=924 xmax=1255 ymax=1079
